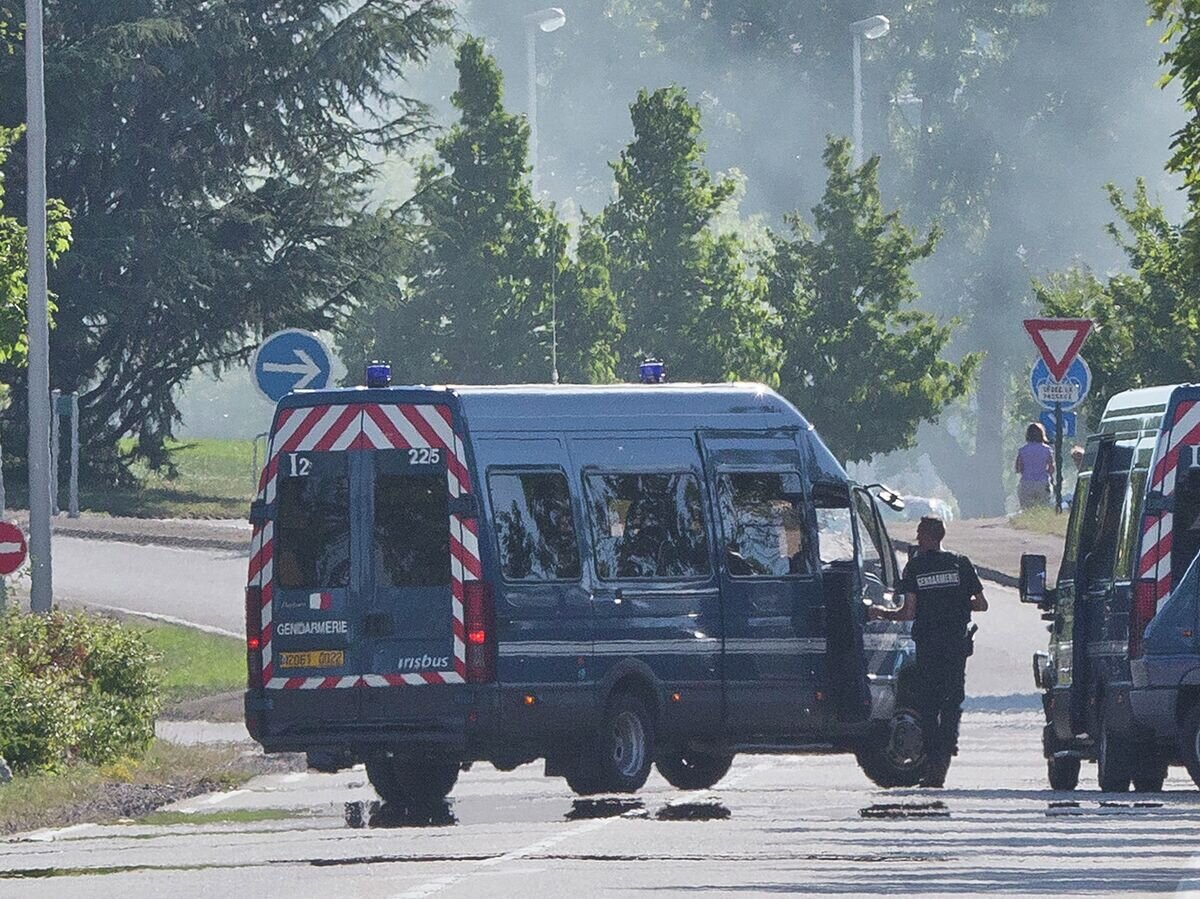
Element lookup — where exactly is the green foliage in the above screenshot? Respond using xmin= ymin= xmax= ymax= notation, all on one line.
xmin=0 ymin=126 xmax=70 ymax=368
xmin=599 ymin=87 xmax=779 ymax=383
xmin=1034 ymin=180 xmax=1200 ymax=423
xmin=767 ymin=138 xmax=977 ymax=464
xmin=0 ymin=611 xmax=160 ymax=773
xmin=339 ymin=38 xmax=621 ymax=385
xmin=0 ymin=0 xmax=451 ymax=474
xmin=1152 ymin=0 xmax=1200 ymax=208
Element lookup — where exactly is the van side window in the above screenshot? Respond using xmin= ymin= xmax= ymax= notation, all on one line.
xmin=813 ymin=484 xmax=855 ymax=565
xmin=488 ymin=472 xmax=581 ymax=581
xmin=852 ymin=489 xmax=887 ymax=584
xmin=1063 ymin=474 xmax=1091 ymax=572
xmin=717 ymin=472 xmax=809 ymax=577
xmin=375 ymin=462 xmax=450 ymax=588
xmin=586 ymin=472 xmax=711 ymax=580
xmin=1114 ymin=469 xmax=1147 ymax=581
xmin=276 ymin=453 xmax=351 ymax=589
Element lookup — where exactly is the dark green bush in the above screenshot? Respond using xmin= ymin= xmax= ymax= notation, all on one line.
xmin=0 ymin=611 xmax=161 ymax=772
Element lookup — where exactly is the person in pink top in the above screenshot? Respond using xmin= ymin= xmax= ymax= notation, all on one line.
xmin=1015 ymin=422 xmax=1054 ymax=509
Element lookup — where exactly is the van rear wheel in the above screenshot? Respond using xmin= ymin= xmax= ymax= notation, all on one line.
xmin=1133 ymin=754 xmax=1167 ymax=793
xmin=366 ymin=755 xmax=459 ymax=805
xmin=657 ymin=750 xmax=734 ymax=790
xmin=566 ymin=693 xmax=655 ymax=796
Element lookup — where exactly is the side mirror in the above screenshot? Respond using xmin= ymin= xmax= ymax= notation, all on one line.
xmin=1019 ymin=554 xmax=1047 ymax=605
xmin=249 ymin=499 xmax=268 ymax=527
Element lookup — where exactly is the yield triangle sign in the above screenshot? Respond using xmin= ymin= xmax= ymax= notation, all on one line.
xmin=1023 ymin=318 xmax=1092 ymax=381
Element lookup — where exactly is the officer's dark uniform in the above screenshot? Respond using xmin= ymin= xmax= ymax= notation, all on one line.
xmin=898 ymin=549 xmax=983 ymax=779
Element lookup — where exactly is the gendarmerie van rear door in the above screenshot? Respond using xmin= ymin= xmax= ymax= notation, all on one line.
xmin=250 ymin=398 xmax=474 ymax=730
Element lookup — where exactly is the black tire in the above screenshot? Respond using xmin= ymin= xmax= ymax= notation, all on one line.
xmin=366 ymin=755 xmax=460 ymax=805
xmin=566 ymin=693 xmax=655 ymax=796
xmin=1132 ymin=756 xmax=1167 ymax=793
xmin=856 ymin=708 xmax=927 ymax=789
xmin=1097 ymin=712 xmax=1134 ymax=793
xmin=1181 ymin=703 xmax=1200 ymax=789
xmin=656 ymin=750 xmax=734 ymax=790
xmin=1047 ymin=756 xmax=1081 ymax=791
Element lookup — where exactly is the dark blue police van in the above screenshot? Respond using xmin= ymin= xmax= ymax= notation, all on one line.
xmin=244 ymin=374 xmax=912 ymax=802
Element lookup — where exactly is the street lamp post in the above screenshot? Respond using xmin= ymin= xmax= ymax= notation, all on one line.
xmin=524 ymin=7 xmax=566 ymax=196
xmin=25 ymin=0 xmax=53 ymax=613
xmin=850 ymin=15 xmax=890 ymax=168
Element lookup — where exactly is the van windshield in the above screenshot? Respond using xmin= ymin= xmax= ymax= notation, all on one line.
xmin=276 ymin=453 xmax=351 ymax=590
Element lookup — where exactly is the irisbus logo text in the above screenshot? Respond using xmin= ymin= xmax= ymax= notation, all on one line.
xmin=399 ymin=655 xmax=449 ymax=671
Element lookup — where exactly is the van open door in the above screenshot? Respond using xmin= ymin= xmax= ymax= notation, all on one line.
xmin=812 ymin=482 xmax=871 ymax=725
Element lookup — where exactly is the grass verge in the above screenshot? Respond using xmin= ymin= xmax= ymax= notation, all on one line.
xmin=1010 ymin=506 xmax=1070 ymax=538
xmin=85 ymin=437 xmax=258 ymax=519
xmin=0 ymin=741 xmax=283 ymax=835
xmin=131 ymin=619 xmax=245 ymax=706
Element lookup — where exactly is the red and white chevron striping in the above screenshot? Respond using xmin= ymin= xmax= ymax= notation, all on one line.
xmin=1139 ymin=400 xmax=1200 ymax=609
xmin=246 ymin=402 xmax=475 ymax=689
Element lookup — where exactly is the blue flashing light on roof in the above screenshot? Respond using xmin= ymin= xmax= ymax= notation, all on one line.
xmin=365 ymin=361 xmax=392 ymax=389
xmin=639 ymin=359 xmax=666 ymax=384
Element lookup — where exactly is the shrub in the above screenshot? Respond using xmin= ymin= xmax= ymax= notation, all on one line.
xmin=0 ymin=611 xmax=161 ymax=773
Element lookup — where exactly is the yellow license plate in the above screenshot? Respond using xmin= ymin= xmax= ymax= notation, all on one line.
xmin=279 ymin=650 xmax=344 ymax=669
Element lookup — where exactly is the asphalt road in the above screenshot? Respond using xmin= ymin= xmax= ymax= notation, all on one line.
xmin=51 ymin=535 xmax=248 ymax=636
xmin=6 ymin=540 xmax=1199 ymax=895
xmin=4 ymin=712 xmax=1200 ymax=897
xmin=47 ymin=536 xmax=1046 ymax=699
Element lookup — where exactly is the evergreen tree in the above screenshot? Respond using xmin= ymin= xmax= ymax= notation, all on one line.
xmin=341 ymin=38 xmax=620 ymax=385
xmin=598 ymin=87 xmax=779 ymax=383
xmin=767 ymin=138 xmax=976 ymax=463
xmin=0 ymin=0 xmax=451 ymax=473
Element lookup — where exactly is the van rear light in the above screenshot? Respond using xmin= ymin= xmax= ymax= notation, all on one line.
xmin=463 ymin=581 xmax=496 ymax=684
xmin=1129 ymin=578 xmax=1158 ymax=659
xmin=246 ymin=586 xmax=264 ymax=688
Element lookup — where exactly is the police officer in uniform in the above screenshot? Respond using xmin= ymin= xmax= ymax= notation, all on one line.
xmin=873 ymin=516 xmax=988 ymax=787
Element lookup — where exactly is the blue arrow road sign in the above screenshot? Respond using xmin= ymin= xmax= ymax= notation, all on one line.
xmin=1040 ymin=409 xmax=1076 ymax=440
xmin=1030 ymin=356 xmax=1090 ymax=411
xmin=252 ymin=329 xmax=333 ymax=403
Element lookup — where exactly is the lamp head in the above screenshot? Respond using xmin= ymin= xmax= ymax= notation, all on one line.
xmin=851 ymin=15 xmax=890 ymax=40
xmin=526 ymin=7 xmax=567 ymax=32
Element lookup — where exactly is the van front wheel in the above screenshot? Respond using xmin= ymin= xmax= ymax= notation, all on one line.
xmin=657 ymin=750 xmax=733 ymax=790
xmin=1181 ymin=704 xmax=1200 ymax=789
xmin=1097 ymin=713 xmax=1134 ymax=793
xmin=366 ymin=755 xmax=459 ymax=805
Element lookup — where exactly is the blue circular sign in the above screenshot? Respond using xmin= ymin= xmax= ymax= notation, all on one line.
xmin=1030 ymin=356 xmax=1090 ymax=411
xmin=251 ymin=329 xmax=334 ymax=403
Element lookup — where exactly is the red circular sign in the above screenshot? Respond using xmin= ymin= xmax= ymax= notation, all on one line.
xmin=0 ymin=522 xmax=28 ymax=576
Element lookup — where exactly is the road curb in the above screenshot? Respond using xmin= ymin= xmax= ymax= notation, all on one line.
xmin=52 ymin=526 xmax=248 ymax=554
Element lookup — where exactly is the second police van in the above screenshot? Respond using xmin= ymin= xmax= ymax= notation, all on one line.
xmin=244 ymin=365 xmax=921 ymax=803
xmin=1021 ymin=383 xmax=1200 ymax=791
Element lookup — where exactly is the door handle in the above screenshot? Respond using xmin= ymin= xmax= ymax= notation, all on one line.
xmin=363 ymin=613 xmax=394 ymax=637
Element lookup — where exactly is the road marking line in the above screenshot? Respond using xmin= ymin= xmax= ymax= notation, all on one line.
xmin=393 ymin=816 xmax=614 ymax=899
xmin=74 ymin=603 xmax=242 ymax=640
xmin=392 ymin=759 xmax=776 ymax=899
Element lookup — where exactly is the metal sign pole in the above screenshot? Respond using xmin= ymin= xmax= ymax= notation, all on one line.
xmin=49 ymin=388 xmax=60 ymax=517
xmin=25 ymin=0 xmax=53 ymax=613
xmin=68 ymin=393 xmax=79 ymax=518
xmin=1054 ymin=401 xmax=1064 ymax=514
xmin=0 ymin=435 xmax=6 ymax=517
